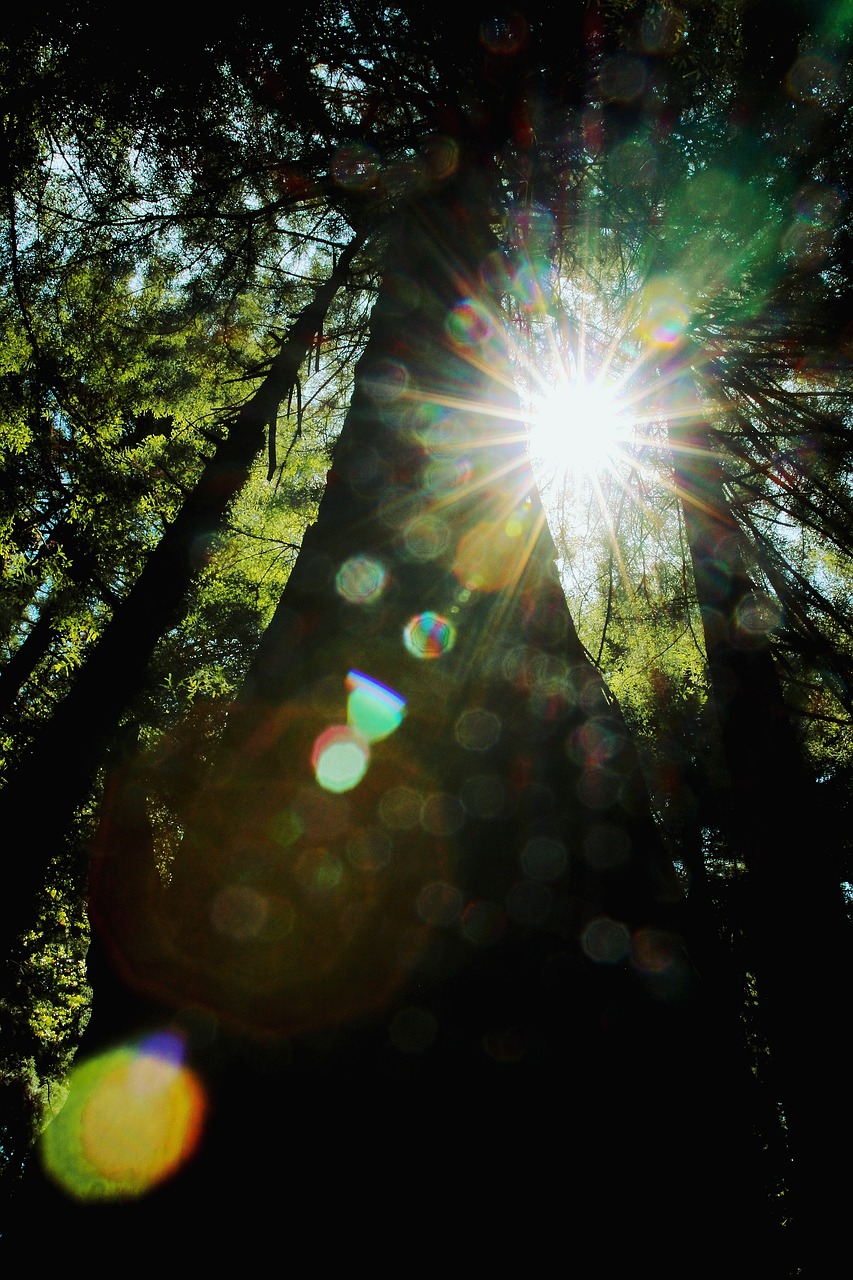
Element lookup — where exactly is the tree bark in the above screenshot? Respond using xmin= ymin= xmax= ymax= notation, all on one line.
xmin=670 ymin=379 xmax=853 ymax=1269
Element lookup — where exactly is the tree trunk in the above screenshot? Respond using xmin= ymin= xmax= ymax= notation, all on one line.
xmin=0 ymin=603 xmax=60 ymax=722
xmin=16 ymin=162 xmax=782 ymax=1273
xmin=670 ymin=383 xmax=853 ymax=1269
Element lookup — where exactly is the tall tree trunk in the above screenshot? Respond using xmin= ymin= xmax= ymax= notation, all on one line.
xmin=670 ymin=380 xmax=853 ymax=1269
xmin=23 ymin=161 xmax=781 ymax=1271
xmin=0 ymin=235 xmax=361 ymax=957
xmin=0 ymin=603 xmax=60 ymax=721
xmin=0 ymin=516 xmax=123 ymax=721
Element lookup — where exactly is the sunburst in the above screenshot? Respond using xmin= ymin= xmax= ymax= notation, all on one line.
xmin=528 ymin=373 xmax=633 ymax=484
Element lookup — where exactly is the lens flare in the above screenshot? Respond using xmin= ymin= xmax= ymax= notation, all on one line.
xmin=312 ymin=725 xmax=370 ymax=792
xmin=446 ymin=299 xmax=493 ymax=348
xmin=346 ymin=670 xmax=406 ymax=742
xmin=425 ymin=456 xmax=474 ymax=494
xmin=480 ymin=13 xmax=528 ymax=54
xmin=510 ymin=261 xmax=551 ymax=311
xmin=404 ymin=612 xmax=456 ymax=659
xmin=332 ymin=143 xmax=379 ymax=190
xmin=40 ymin=1033 xmax=205 ymax=1202
xmin=638 ymin=278 xmax=690 ymax=346
xmin=453 ymin=518 xmax=530 ymax=591
xmin=335 ymin=554 xmax=388 ymax=604
xmin=423 ymin=134 xmax=459 ymax=179
xmin=581 ymin=917 xmax=631 ymax=964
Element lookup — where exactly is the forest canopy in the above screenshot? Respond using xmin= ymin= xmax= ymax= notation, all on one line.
xmin=1 ymin=2 xmax=852 ymax=1272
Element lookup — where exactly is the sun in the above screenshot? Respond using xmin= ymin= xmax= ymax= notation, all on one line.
xmin=528 ymin=376 xmax=630 ymax=480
